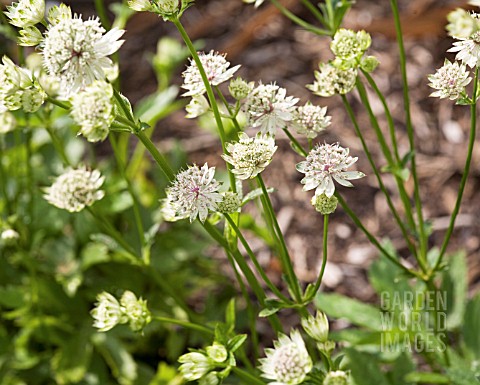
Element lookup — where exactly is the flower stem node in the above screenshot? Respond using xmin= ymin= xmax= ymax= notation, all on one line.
xmin=323 ymin=371 xmax=349 ymax=385
xmin=311 ymin=194 xmax=338 ymax=215
xmin=301 ymin=311 xmax=329 ymax=342
xmin=229 ymin=77 xmax=254 ymax=100
xmin=217 ymin=192 xmax=241 ymax=214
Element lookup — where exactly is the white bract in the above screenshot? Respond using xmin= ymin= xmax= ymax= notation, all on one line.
xmin=428 ymin=59 xmax=471 ymax=100
xmin=43 ymin=167 xmax=105 ymax=212
xmin=70 ymin=80 xmax=114 ymax=142
xmin=243 ymin=83 xmax=298 ymax=135
xmin=182 ymin=51 xmax=240 ymax=97
xmin=223 ymin=132 xmax=277 ymax=180
xmin=301 ymin=311 xmax=329 ymax=342
xmin=448 ymin=31 xmax=480 ymax=68
xmin=5 ymin=0 xmax=45 ymax=28
xmin=292 ymin=102 xmax=331 ymax=139
xmin=307 ymin=63 xmax=357 ymax=97
xmin=42 ymin=14 xmax=124 ymax=97
xmin=259 ymin=329 xmax=312 ymax=385
xmin=185 ymin=94 xmax=209 ymax=118
xmin=165 ymin=163 xmax=222 ymax=223
xmin=296 ymin=143 xmax=365 ymax=198
xmin=91 ymin=292 xmax=127 ymax=332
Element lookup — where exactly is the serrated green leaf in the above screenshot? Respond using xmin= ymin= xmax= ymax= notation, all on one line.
xmin=315 ymin=293 xmax=382 ymax=330
xmin=345 ymin=348 xmax=390 ymax=385
xmin=462 ymin=293 xmax=480 ymax=359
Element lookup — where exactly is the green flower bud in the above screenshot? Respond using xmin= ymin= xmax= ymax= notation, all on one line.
xmin=360 ymin=55 xmax=379 ymax=73
xmin=120 ymin=291 xmax=152 ymax=332
xmin=311 ymin=194 xmax=338 ymax=215
xmin=301 ymin=311 xmax=329 ymax=342
xmin=229 ymin=77 xmax=253 ymax=100
xmin=21 ymin=86 xmax=46 ymax=112
xmin=317 ymin=340 xmax=335 ymax=354
xmin=206 ymin=343 xmax=228 ymax=363
xmin=323 ymin=370 xmax=349 ymax=385
xmin=18 ymin=26 xmax=43 ymax=47
xmin=199 ymin=371 xmax=220 ymax=385
xmin=217 ymin=192 xmax=241 ymax=214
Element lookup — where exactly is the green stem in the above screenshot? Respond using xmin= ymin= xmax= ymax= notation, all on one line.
xmin=224 ymin=214 xmax=291 ymax=303
xmin=215 ymin=86 xmax=242 ymax=133
xmin=135 ymin=130 xmax=175 ymax=182
xmin=309 ymin=214 xmax=328 ymax=300
xmin=433 ymin=68 xmax=479 ymax=274
xmin=25 ymin=127 xmax=35 ymax=228
xmin=0 ymin=139 xmax=10 ymax=215
xmin=44 ymin=124 xmax=72 ymax=166
xmin=172 ymin=17 xmax=236 ymax=191
xmin=336 ymin=193 xmax=421 ymax=279
xmin=341 ymin=95 xmax=419 ymax=263
xmin=232 ymin=367 xmax=266 ymax=385
xmin=257 ymin=175 xmax=302 ymax=303
xmin=46 ymin=96 xmax=69 ymax=110
xmin=300 ymin=0 xmax=326 ymax=24
xmin=153 ymin=316 xmax=213 ymax=335
xmin=109 ymin=135 xmax=145 ymax=253
xmin=94 ymin=0 xmax=111 ymax=29
xmin=269 ymin=0 xmax=330 ymax=36
xmin=390 ymin=0 xmax=428 ymax=261
xmin=283 ymin=128 xmax=308 ymax=156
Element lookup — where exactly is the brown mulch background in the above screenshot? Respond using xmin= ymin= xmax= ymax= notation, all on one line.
xmin=18 ymin=0 xmax=480 ymax=303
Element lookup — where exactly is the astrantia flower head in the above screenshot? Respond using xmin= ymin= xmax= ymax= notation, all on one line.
xmin=307 ymin=63 xmax=357 ymax=97
xmin=47 ymin=3 xmax=72 ymax=25
xmin=292 ymin=102 xmax=331 ymax=139
xmin=70 ymin=80 xmax=114 ymax=142
xmin=5 ymin=0 xmax=45 ymax=28
xmin=217 ymin=191 xmax=241 ymax=214
xmin=301 ymin=311 xmax=329 ymax=342
xmin=259 ymin=329 xmax=312 ymax=385
xmin=166 ymin=163 xmax=222 ymax=223
xmin=178 ymin=352 xmax=215 ymax=381
xmin=448 ymin=31 xmax=480 ymax=68
xmin=120 ymin=291 xmax=151 ymax=332
xmin=447 ymin=9 xmax=480 ymax=39
xmin=323 ymin=371 xmax=349 ymax=385
xmin=244 ymin=83 xmax=298 ymax=135
xmin=331 ymin=28 xmax=371 ymax=69
xmin=42 ymin=15 xmax=125 ymax=97
xmin=229 ymin=77 xmax=254 ymax=100
xmin=428 ymin=59 xmax=471 ymax=100
xmin=91 ymin=292 xmax=128 ymax=332
xmin=223 ymin=132 xmax=277 ymax=180
xmin=43 ymin=167 xmax=105 ymax=212
xmin=296 ymin=143 xmax=365 ymax=198
xmin=182 ymin=51 xmax=240 ymax=97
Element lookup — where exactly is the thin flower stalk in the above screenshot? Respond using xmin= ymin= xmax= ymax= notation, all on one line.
xmin=341 ymin=95 xmax=419 ymax=262
xmin=282 ymin=128 xmax=308 ymax=157
xmin=257 ymin=174 xmax=303 ymax=303
xmin=300 ymin=0 xmax=326 ymax=25
xmin=153 ymin=316 xmax=214 ymax=335
xmin=390 ymin=0 xmax=428 ymax=261
xmin=224 ymin=213 xmax=292 ymax=303
xmin=433 ymin=67 xmax=479 ymax=275
xmin=215 ymin=85 xmax=242 ymax=133
xmin=307 ymin=214 xmax=329 ymax=301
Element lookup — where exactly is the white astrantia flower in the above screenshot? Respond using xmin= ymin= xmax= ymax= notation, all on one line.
xmin=223 ymin=132 xmax=277 ymax=180
xmin=91 ymin=292 xmax=128 ymax=332
xmin=296 ymin=143 xmax=365 ymax=198
xmin=178 ymin=352 xmax=215 ymax=381
xmin=5 ymin=0 xmax=45 ymax=28
xmin=331 ymin=28 xmax=371 ymax=69
xmin=447 ymin=9 xmax=480 ymax=39
xmin=185 ymin=94 xmax=209 ymax=118
xmin=120 ymin=291 xmax=151 ymax=332
xmin=292 ymin=102 xmax=331 ymax=139
xmin=42 ymin=15 xmax=125 ymax=97
xmin=428 ymin=59 xmax=471 ymax=100
xmin=448 ymin=31 xmax=480 ymax=68
xmin=259 ymin=329 xmax=312 ymax=385
xmin=181 ymin=51 xmax=240 ymax=97
xmin=243 ymin=83 xmax=298 ymax=135
xmin=307 ymin=63 xmax=357 ymax=97
xmin=128 ymin=0 xmax=155 ymax=12
xmin=165 ymin=163 xmax=222 ymax=223
xmin=0 ymin=112 xmax=17 ymax=134
xmin=43 ymin=167 xmax=105 ymax=212
xmin=70 ymin=80 xmax=114 ymax=142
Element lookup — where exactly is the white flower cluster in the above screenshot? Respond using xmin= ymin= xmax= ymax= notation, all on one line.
xmin=0 ymin=56 xmax=46 ymax=113
xmin=128 ymin=0 xmax=194 ymax=20
xmin=223 ymin=132 xmax=277 ymax=180
xmin=91 ymin=291 xmax=151 ymax=332
xmin=165 ymin=163 xmax=222 ymax=223
xmin=292 ymin=102 xmax=331 ymax=139
xmin=447 ymin=9 xmax=480 ymax=39
xmin=428 ymin=60 xmax=471 ymax=100
xmin=331 ymin=28 xmax=372 ymax=69
xmin=296 ymin=143 xmax=365 ymax=198
xmin=307 ymin=63 xmax=357 ymax=98
xmin=70 ymin=80 xmax=114 ymax=142
xmin=43 ymin=167 xmax=105 ymax=212
xmin=5 ymin=0 xmax=45 ymax=28
xmin=259 ymin=330 xmax=312 ymax=385
xmin=243 ymin=83 xmax=299 ymax=135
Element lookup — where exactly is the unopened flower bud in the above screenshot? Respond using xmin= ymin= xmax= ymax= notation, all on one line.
xmin=360 ymin=55 xmax=379 ymax=73
xmin=206 ymin=343 xmax=228 ymax=363
xmin=128 ymin=0 xmax=156 ymax=12
xmin=311 ymin=194 xmax=338 ymax=215
xmin=47 ymin=3 xmax=72 ymax=25
xmin=5 ymin=0 xmax=45 ymax=28
xmin=18 ymin=26 xmax=43 ymax=47
xmin=301 ymin=311 xmax=329 ymax=342
xmin=120 ymin=291 xmax=151 ymax=332
xmin=21 ymin=86 xmax=46 ymax=112
xmin=317 ymin=340 xmax=335 ymax=354
xmin=229 ymin=77 xmax=253 ymax=100
xmin=178 ymin=352 xmax=214 ymax=381
xmin=217 ymin=192 xmax=241 ymax=214
xmin=91 ymin=292 xmax=128 ymax=332
xmin=323 ymin=371 xmax=349 ymax=385
xmin=199 ymin=371 xmax=220 ymax=385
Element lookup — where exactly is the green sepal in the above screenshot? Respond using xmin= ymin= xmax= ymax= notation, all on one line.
xmin=227 ymin=334 xmax=247 ymax=353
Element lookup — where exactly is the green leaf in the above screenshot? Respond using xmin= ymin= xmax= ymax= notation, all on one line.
xmin=315 ymin=293 xmax=383 ymax=330
xmin=242 ymin=187 xmax=275 ymax=205
xmin=390 ymin=353 xmax=415 ymax=385
xmin=404 ymin=372 xmax=449 ymax=384
xmin=225 ymin=299 xmax=236 ymax=329
xmin=462 ymin=293 xmax=480 ymax=359
xmin=259 ymin=307 xmax=280 ymax=317
xmin=401 ymin=150 xmax=415 ymax=168
xmin=227 ymin=334 xmax=247 ymax=353
xmin=440 ymin=251 xmax=467 ymax=330
xmin=0 ymin=286 xmax=25 ymax=308
xmin=345 ymin=348 xmax=390 ymax=385
xmin=446 ymin=368 xmax=480 ymax=385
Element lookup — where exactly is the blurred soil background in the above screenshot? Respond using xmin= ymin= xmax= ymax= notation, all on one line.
xmin=4 ymin=0 xmax=480 ymax=304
